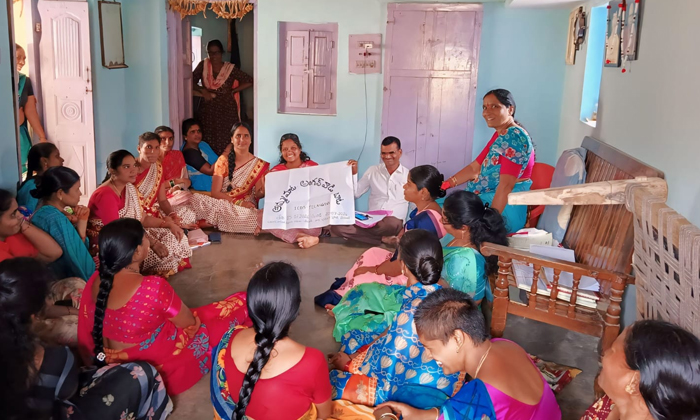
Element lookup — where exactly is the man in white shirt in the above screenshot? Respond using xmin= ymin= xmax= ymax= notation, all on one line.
xmin=330 ymin=137 xmax=408 ymax=245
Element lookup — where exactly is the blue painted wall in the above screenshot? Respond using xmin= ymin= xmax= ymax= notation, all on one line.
xmin=579 ymin=5 xmax=606 ymax=123
xmin=254 ymin=0 xmax=568 ymax=210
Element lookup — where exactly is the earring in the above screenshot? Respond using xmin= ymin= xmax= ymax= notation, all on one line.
xmin=625 ymin=375 xmax=636 ymax=395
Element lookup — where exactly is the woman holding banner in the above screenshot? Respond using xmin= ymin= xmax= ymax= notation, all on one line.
xmin=256 ymin=133 xmax=324 ymax=248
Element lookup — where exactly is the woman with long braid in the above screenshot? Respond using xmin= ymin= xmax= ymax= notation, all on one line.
xmin=77 ymin=218 xmax=250 ymax=395
xmin=211 ymin=262 xmax=332 ymax=420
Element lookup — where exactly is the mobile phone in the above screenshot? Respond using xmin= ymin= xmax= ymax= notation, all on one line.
xmin=355 ymin=212 xmax=370 ymax=221
xmin=208 ymin=232 xmax=222 ymax=244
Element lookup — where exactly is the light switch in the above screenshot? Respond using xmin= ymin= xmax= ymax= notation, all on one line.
xmin=349 ymin=34 xmax=382 ymax=74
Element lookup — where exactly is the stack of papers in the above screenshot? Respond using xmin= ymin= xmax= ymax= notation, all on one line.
xmin=187 ymin=229 xmax=211 ymax=250
xmin=512 ymin=245 xmax=601 ymax=309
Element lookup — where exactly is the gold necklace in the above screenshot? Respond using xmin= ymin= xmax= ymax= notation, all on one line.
xmin=123 ymin=265 xmax=140 ymax=274
xmin=474 ymin=342 xmax=493 ymax=379
xmin=416 ymin=200 xmax=432 ymax=213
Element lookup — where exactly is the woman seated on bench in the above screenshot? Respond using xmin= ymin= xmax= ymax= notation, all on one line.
xmin=442 ymin=89 xmax=534 ymax=233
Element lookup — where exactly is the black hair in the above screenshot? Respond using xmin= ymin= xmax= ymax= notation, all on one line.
xmin=624 ymin=320 xmax=700 ymax=420
xmin=278 ymin=133 xmax=311 ymax=165
xmin=0 ymin=189 xmax=14 ymax=216
xmin=226 ymin=122 xmax=253 ymax=192
xmin=139 ymin=131 xmax=161 ymax=147
xmin=22 ymin=143 xmax=59 ymax=188
xmin=182 ymin=118 xmax=201 ymax=139
xmin=154 ymin=125 xmax=175 ymax=137
xmin=0 ymin=258 xmax=53 ymax=419
xmin=30 ymin=166 xmax=80 ymax=201
xmin=398 ymin=229 xmax=443 ymax=285
xmin=415 ymin=288 xmax=489 ymax=345
xmin=207 ymin=39 xmax=225 ymax=53
xmin=234 ymin=262 xmax=301 ymax=420
xmin=92 ymin=219 xmax=145 ymax=366
xmin=408 ymin=165 xmax=446 ymax=200
xmin=484 ymin=88 xmax=532 ymax=144
xmin=102 ymin=149 xmax=135 ymax=183
xmin=381 ymin=136 xmax=401 ymax=150
xmin=443 ymin=191 xmax=508 ymax=276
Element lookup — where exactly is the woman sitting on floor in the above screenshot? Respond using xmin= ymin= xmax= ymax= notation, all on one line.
xmin=442 ymin=89 xmax=534 ymax=233
xmin=88 ymin=150 xmax=191 ymax=277
xmin=316 ymin=165 xmax=446 ymax=307
xmin=181 ymin=118 xmax=222 ymax=191
xmin=0 ymin=258 xmax=172 ymax=420
xmin=328 ymin=229 xmax=461 ymax=408
xmin=156 ymin=125 xmax=191 ymax=192
xmin=208 ymin=122 xmax=269 ymax=233
xmin=30 ymin=167 xmax=95 ymax=280
xmin=0 ymin=189 xmax=83 ymax=346
xmin=139 ymin=131 xmax=267 ymax=234
xmin=211 ymin=262 xmax=332 ymax=420
xmin=17 ymin=142 xmax=64 ymax=214
xmin=78 ymin=218 xmax=250 ymax=395
xmin=375 ymin=288 xmax=561 ymax=420
xmin=258 ymin=133 xmax=324 ymax=248
xmin=441 ymin=190 xmax=508 ymax=305
xmin=581 ymin=320 xmax=700 ymax=420
xmin=329 ymin=191 xmax=508 ymax=342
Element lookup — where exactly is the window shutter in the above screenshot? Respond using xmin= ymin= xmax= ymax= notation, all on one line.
xmin=308 ymin=31 xmax=333 ymax=110
xmin=285 ymin=30 xmax=309 ymax=109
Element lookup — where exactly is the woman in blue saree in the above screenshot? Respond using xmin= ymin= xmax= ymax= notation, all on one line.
xmin=16 ymin=45 xmax=49 ymax=174
xmin=315 ymin=165 xmax=447 ymax=308
xmin=442 ymin=89 xmax=534 ymax=234
xmin=17 ymin=143 xmax=64 ymax=215
xmin=327 ymin=230 xmax=463 ymax=408
xmin=374 ymin=289 xmax=561 ymax=420
xmin=30 ymin=167 xmax=95 ymax=280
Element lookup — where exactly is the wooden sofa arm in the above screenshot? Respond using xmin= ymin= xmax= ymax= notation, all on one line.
xmin=482 ymin=242 xmax=630 ymax=351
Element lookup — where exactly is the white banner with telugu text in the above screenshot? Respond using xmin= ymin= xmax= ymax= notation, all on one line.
xmin=262 ymin=161 xmax=355 ymax=230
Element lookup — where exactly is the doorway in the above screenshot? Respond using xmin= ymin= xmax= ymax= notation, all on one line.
xmin=8 ymin=0 xmax=97 ymax=201
xmin=382 ymin=3 xmax=483 ymax=177
xmin=167 ymin=3 xmax=256 ymax=152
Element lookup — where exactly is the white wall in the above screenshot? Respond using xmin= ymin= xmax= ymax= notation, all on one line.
xmin=558 ymin=0 xmax=700 ymax=225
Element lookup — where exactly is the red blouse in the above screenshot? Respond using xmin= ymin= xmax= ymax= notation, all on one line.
xmin=0 ymin=232 xmax=38 ymax=262
xmin=225 ymin=328 xmax=332 ymax=419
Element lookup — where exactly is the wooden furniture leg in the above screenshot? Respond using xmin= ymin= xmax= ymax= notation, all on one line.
xmin=491 ymin=257 xmax=512 ymax=338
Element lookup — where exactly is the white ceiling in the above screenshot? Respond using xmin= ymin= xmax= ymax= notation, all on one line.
xmin=506 ymin=0 xmax=585 ymax=8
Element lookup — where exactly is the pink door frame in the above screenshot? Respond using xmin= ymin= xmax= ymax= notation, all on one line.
xmin=382 ymin=3 xmax=483 ymax=175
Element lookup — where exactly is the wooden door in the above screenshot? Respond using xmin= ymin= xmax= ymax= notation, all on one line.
xmin=382 ymin=4 xmax=482 ymax=177
xmin=38 ymin=0 xmax=96 ymax=201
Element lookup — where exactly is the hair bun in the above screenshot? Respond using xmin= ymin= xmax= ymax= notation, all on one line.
xmin=29 ymin=176 xmax=45 ymax=199
xmin=416 ymin=256 xmax=441 ymax=285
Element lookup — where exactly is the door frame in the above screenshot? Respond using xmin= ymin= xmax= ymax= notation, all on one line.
xmin=382 ymin=3 xmax=483 ymax=167
xmin=166 ymin=0 xmax=258 ymax=153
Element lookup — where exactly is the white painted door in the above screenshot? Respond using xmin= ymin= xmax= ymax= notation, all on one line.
xmin=166 ymin=10 xmax=193 ymax=148
xmin=382 ymin=4 xmax=482 ymax=177
xmin=38 ymin=0 xmax=96 ymax=201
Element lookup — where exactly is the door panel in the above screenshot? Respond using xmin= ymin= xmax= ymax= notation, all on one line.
xmin=309 ymin=31 xmax=332 ymax=109
xmin=382 ymin=4 xmax=482 ymax=176
xmin=285 ymin=30 xmax=309 ymax=108
xmin=38 ymin=1 xmax=96 ymax=201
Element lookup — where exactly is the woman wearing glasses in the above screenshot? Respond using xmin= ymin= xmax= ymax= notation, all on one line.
xmin=193 ymin=39 xmax=253 ymax=155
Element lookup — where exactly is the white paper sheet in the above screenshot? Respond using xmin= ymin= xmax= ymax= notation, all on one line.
xmin=262 ymin=162 xmax=355 ymax=230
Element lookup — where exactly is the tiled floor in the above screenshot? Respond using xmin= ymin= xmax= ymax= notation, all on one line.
xmin=168 ymin=233 xmax=597 ymax=420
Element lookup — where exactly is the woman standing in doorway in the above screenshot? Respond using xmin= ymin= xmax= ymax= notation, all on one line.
xmin=193 ymin=40 xmax=253 ymax=155
xmin=16 ymin=44 xmax=49 ymax=174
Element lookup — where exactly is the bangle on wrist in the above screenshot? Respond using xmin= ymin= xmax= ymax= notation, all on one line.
xmin=379 ymin=414 xmax=399 ymax=420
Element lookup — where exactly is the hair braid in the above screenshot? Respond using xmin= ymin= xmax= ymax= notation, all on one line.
xmin=227 ymin=147 xmax=237 ymax=192
xmin=233 ymin=331 xmax=277 ymax=419
xmin=92 ymin=260 xmax=116 ymax=366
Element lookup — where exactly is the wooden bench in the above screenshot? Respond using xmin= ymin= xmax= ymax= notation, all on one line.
xmin=481 ymin=137 xmax=665 ymax=352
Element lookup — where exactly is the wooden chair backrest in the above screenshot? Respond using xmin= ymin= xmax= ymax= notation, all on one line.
xmin=626 ymin=186 xmax=700 ymax=337
xmin=562 ymin=137 xmax=665 ymax=274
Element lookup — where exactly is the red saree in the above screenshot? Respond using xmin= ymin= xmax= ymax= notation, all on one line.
xmin=78 ymin=273 xmax=251 ymax=395
xmin=162 ymin=150 xmax=187 ymax=182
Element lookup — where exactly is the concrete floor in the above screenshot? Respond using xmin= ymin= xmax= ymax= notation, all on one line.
xmin=168 ymin=233 xmax=598 ymax=420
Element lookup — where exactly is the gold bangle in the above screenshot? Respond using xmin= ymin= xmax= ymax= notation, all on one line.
xmin=379 ymin=414 xmax=399 ymax=420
